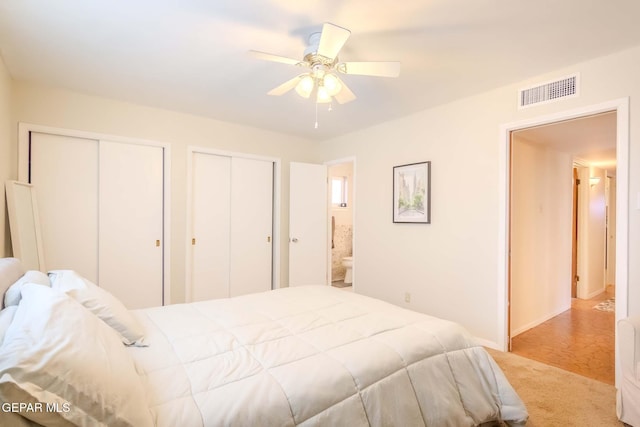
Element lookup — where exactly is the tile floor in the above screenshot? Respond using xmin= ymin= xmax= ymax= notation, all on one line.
xmin=331 ymin=280 xmax=352 ymax=290
xmin=511 ymin=287 xmax=615 ymax=385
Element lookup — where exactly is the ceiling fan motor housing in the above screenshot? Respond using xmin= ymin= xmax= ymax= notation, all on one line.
xmin=304 ymin=32 xmax=322 ymax=57
xmin=303 ymin=33 xmax=336 ymax=67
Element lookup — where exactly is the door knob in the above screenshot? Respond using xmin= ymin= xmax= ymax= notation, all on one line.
xmin=291 ymin=237 xmax=299 ymax=243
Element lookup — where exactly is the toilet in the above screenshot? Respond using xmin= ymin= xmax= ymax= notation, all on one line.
xmin=342 ymin=256 xmax=353 ymax=284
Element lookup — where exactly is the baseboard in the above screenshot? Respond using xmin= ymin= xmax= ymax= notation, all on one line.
xmin=583 ymin=288 xmax=606 ymax=300
xmin=473 ymin=336 xmax=503 ymax=351
xmin=511 ymin=305 xmax=570 ymax=337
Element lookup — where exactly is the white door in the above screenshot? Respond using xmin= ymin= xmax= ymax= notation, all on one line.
xmin=230 ymin=157 xmax=273 ymax=296
xmin=29 ymin=132 xmax=99 ymax=281
xmin=289 ymin=162 xmax=328 ymax=286
xmin=28 ymin=132 xmax=165 ymax=309
xmin=190 ymin=153 xmax=231 ymax=301
xmin=99 ymin=141 xmax=164 ymax=309
xmin=189 ymin=153 xmax=274 ymax=301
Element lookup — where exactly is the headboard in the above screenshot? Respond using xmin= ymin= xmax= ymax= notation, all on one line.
xmin=0 ymin=258 xmax=25 ymax=308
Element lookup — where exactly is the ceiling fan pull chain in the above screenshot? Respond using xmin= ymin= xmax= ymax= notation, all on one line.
xmin=315 ymin=102 xmax=319 ymax=129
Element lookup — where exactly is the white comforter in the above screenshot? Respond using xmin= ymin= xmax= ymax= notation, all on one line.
xmin=127 ymin=286 xmax=528 ymax=427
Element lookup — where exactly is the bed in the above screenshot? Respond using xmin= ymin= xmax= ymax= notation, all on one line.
xmin=0 ymin=257 xmax=528 ymax=426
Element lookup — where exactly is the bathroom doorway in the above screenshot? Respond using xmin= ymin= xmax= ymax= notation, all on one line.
xmin=327 ymin=158 xmax=355 ymax=290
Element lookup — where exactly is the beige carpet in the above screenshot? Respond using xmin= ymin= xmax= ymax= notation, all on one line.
xmin=487 ymin=348 xmax=623 ymax=426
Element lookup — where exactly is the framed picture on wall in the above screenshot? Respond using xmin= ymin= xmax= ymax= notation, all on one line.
xmin=393 ymin=161 xmax=431 ymax=223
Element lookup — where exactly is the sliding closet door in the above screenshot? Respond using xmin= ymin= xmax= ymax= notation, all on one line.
xmin=29 ymin=132 xmax=99 ymax=282
xmin=28 ymin=130 xmax=165 ymax=309
xmin=190 ymin=153 xmax=231 ymax=301
xmin=229 ymin=157 xmax=273 ymax=296
xmin=189 ymin=152 xmax=274 ymax=301
xmin=99 ymin=141 xmax=164 ymax=309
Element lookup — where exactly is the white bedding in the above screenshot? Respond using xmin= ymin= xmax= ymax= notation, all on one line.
xmin=128 ymin=285 xmax=528 ymax=426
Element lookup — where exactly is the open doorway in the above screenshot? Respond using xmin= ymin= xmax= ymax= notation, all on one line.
xmin=327 ymin=158 xmax=355 ymax=291
xmin=508 ymin=111 xmax=617 ymax=384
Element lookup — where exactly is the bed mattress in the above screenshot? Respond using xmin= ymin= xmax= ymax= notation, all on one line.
xmin=127 ymin=285 xmax=528 ymax=426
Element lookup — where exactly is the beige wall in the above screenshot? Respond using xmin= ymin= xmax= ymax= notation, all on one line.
xmin=510 ymin=137 xmax=573 ymax=335
xmin=318 ymin=44 xmax=640 ymax=345
xmin=582 ymin=165 xmax=607 ymax=298
xmin=10 ymin=81 xmax=318 ymax=302
xmin=4 ymin=44 xmax=640 ymax=346
xmin=0 ymin=56 xmax=12 ymax=257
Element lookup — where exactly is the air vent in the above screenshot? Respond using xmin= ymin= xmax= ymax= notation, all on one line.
xmin=518 ymin=74 xmax=579 ymax=109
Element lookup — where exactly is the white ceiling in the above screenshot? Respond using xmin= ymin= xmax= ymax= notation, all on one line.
xmin=1 ymin=0 xmax=639 ymax=142
xmin=514 ymin=111 xmax=618 ymax=171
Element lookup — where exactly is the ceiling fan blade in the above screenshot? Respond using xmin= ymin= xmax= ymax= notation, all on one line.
xmin=317 ymin=23 xmax=351 ymax=60
xmin=267 ymin=75 xmax=304 ymax=96
xmin=337 ymin=61 xmax=401 ymax=78
xmin=333 ymin=78 xmax=356 ymax=104
xmin=248 ymin=50 xmax=302 ymax=66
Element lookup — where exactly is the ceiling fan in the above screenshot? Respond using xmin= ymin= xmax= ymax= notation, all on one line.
xmin=249 ymin=23 xmax=401 ymax=105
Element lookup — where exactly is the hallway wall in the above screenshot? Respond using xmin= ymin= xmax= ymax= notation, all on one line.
xmin=511 ymin=136 xmax=573 ymax=335
xmin=579 ymin=166 xmax=607 ymax=299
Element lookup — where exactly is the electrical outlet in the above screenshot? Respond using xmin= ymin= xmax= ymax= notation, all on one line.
xmin=404 ymin=292 xmax=411 ymax=303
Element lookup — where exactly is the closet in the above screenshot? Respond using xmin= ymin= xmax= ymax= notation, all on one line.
xmin=24 ymin=130 xmax=165 ymax=309
xmin=189 ymin=151 xmax=274 ymax=301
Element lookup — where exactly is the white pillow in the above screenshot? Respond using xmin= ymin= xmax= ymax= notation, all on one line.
xmin=0 ymin=284 xmax=153 ymax=427
xmin=0 ymin=305 xmax=18 ymax=345
xmin=3 ymin=270 xmax=50 ymax=307
xmin=49 ymin=270 xmax=146 ymax=346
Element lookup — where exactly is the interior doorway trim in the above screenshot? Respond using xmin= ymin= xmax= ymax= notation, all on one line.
xmin=497 ymin=98 xmax=629 ymax=386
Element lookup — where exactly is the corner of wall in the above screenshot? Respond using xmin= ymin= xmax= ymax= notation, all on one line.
xmin=0 ymin=53 xmax=14 ymax=257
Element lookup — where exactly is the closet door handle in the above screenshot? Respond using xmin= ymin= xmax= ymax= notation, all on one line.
xmin=291 ymin=237 xmax=299 ymax=243
xmin=156 ymin=240 xmax=161 ymax=247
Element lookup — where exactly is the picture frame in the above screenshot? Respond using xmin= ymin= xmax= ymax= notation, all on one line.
xmin=393 ymin=161 xmax=431 ymax=223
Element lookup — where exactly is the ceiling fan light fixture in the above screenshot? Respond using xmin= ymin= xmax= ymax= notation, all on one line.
xmin=253 ymin=22 xmax=399 ymax=109
xmin=323 ymin=74 xmax=342 ymax=96
xmin=295 ymin=75 xmax=315 ymax=98
xmin=310 ymin=63 xmax=328 ymax=79
xmin=316 ymin=86 xmax=332 ymax=103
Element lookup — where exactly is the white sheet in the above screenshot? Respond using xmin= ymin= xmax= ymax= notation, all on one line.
xmin=128 ymin=286 xmax=528 ymax=426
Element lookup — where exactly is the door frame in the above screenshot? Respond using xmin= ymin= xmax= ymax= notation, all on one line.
xmin=573 ymin=163 xmax=597 ymax=300
xmin=571 ymin=166 xmax=579 ymax=298
xmin=18 ymin=122 xmax=172 ymax=305
xmin=325 ymin=156 xmax=356 ymax=290
xmin=184 ymin=146 xmax=281 ymax=302
xmin=498 ymin=98 xmax=629 ymax=387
